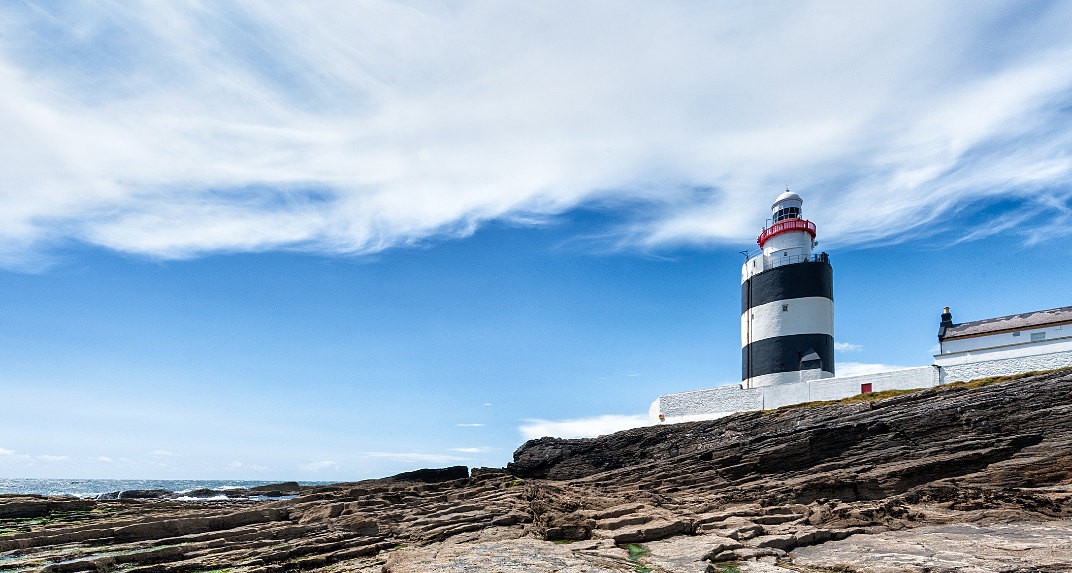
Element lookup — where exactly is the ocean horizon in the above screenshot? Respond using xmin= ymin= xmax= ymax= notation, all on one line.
xmin=0 ymin=478 xmax=336 ymax=499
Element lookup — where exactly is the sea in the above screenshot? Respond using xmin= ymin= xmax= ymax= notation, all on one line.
xmin=0 ymin=478 xmax=335 ymax=499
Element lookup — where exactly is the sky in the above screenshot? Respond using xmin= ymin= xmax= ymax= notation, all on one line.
xmin=1 ymin=0 xmax=1071 ymax=481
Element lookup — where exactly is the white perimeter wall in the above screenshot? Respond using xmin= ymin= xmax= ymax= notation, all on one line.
xmin=652 ymin=366 xmax=939 ymax=423
xmin=650 ymin=385 xmax=763 ymax=423
xmin=801 ymin=367 xmax=939 ymax=405
xmin=652 ymin=342 xmax=1072 ymax=424
xmin=938 ymin=346 xmax=1072 ymax=383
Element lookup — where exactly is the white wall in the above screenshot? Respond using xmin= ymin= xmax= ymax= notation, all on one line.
xmin=652 ymin=335 xmax=1072 ymax=424
xmin=938 ymin=348 xmax=1072 ymax=383
xmin=757 ymin=382 xmax=813 ymax=410
xmin=740 ymin=230 xmax=816 ymax=281
xmin=762 ymin=229 xmax=813 ymax=259
xmin=653 ymin=366 xmax=939 ymax=422
xmin=650 ymin=385 xmax=762 ymax=423
xmin=941 ymin=324 xmax=1070 ymax=354
xmin=742 ymin=253 xmax=765 ymax=281
xmin=935 ymin=335 xmax=1072 ymax=367
xmin=806 ymin=367 xmax=939 ymax=402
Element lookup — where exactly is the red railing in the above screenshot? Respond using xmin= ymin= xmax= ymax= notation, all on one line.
xmin=757 ymin=218 xmax=816 ymax=247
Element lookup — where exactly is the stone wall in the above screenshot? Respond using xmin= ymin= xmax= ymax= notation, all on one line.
xmin=650 ymin=385 xmax=762 ymax=423
xmin=653 ymin=366 xmax=940 ymax=422
xmin=940 ymin=349 xmax=1072 ymax=383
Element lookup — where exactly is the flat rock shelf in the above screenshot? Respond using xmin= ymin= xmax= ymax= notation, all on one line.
xmin=2 ymin=370 xmax=1071 ymax=572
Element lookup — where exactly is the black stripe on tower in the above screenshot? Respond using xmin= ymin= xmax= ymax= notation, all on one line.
xmin=741 ymin=259 xmax=833 ymax=313
xmin=742 ymin=333 xmax=834 ymax=380
xmin=741 ymin=259 xmax=834 ymax=382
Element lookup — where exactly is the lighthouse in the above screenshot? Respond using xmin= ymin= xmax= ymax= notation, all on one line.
xmin=741 ymin=190 xmax=834 ymax=388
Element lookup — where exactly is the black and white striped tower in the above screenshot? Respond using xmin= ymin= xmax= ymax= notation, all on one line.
xmin=741 ymin=190 xmax=833 ymax=388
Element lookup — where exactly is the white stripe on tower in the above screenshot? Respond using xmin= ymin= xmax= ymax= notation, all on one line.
xmin=741 ymin=297 xmax=834 ymax=343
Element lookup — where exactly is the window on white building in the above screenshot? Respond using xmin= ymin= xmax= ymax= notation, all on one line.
xmin=1031 ymin=332 xmax=1046 ymax=342
xmin=782 ymin=304 xmax=789 ymax=312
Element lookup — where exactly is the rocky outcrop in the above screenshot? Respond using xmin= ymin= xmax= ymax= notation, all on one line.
xmin=0 ymin=496 xmax=95 ymax=519
xmin=95 ymin=489 xmax=172 ymax=500
xmin=2 ymin=370 xmax=1071 ymax=572
xmin=385 ymin=465 xmax=470 ymax=483
xmin=508 ymin=369 xmax=1072 ymax=505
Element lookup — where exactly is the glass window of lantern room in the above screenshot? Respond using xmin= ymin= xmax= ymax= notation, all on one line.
xmin=775 ymin=207 xmax=800 ymax=222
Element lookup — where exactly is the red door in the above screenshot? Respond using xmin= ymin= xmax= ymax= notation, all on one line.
xmin=861 ymin=383 xmax=873 ymax=394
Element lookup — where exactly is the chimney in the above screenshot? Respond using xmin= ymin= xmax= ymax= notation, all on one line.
xmin=938 ymin=306 xmax=954 ymax=338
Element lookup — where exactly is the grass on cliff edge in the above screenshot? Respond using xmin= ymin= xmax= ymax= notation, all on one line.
xmin=768 ymin=365 xmax=1072 ymax=414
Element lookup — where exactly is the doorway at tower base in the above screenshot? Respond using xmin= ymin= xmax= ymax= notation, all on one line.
xmin=650 ymin=366 xmax=939 ymax=423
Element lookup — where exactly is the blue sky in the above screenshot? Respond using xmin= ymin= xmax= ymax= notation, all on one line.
xmin=1 ymin=1 xmax=1071 ymax=480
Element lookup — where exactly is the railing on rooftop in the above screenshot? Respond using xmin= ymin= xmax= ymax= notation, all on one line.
xmin=757 ymin=218 xmax=816 ymax=247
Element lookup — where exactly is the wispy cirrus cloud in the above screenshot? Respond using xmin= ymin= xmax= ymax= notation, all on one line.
xmin=0 ymin=448 xmax=14 ymax=456
xmin=0 ymin=2 xmax=1070 ymax=268
xmin=834 ymin=341 xmax=863 ymax=352
xmin=519 ymin=414 xmax=651 ymax=440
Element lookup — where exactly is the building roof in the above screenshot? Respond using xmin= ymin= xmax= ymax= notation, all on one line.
xmin=941 ymin=305 xmax=1072 ymax=340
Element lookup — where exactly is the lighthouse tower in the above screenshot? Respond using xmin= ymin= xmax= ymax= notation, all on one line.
xmin=741 ymin=191 xmax=834 ymax=388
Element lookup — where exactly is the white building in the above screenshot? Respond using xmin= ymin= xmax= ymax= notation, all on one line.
xmin=934 ymin=306 xmax=1072 ymax=383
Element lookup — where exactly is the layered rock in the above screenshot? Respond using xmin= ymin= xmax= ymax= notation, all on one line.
xmin=1 ymin=370 xmax=1070 ymax=572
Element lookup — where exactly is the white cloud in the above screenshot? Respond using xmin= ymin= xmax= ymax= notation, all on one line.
xmin=834 ymin=341 xmax=863 ymax=352
xmin=230 ymin=460 xmax=269 ymax=472
xmin=836 ymin=362 xmax=910 ymax=377
xmin=299 ymin=460 xmax=338 ymax=472
xmin=148 ymin=449 xmax=178 ymax=457
xmin=94 ymin=456 xmax=113 ymax=462
xmin=448 ymin=447 xmax=493 ymax=453
xmin=482 ymin=403 xmax=493 ymax=407
xmin=0 ymin=447 xmax=13 ymax=455
xmin=456 ymin=423 xmax=484 ymax=427
xmin=360 ymin=451 xmax=467 ymax=464
xmin=519 ymin=414 xmax=651 ymax=440
xmin=0 ymin=3 xmax=1068 ymax=267
xmin=36 ymin=454 xmax=70 ymax=462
